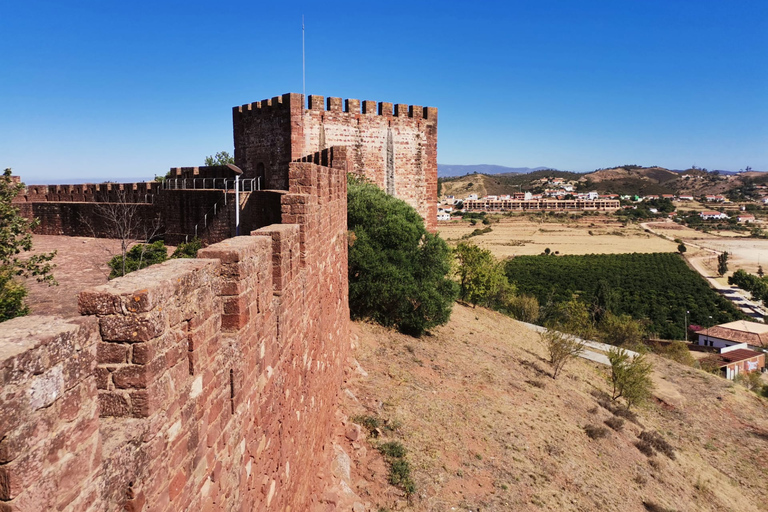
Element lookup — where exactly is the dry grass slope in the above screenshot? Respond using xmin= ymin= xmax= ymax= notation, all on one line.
xmin=343 ymin=304 xmax=768 ymax=512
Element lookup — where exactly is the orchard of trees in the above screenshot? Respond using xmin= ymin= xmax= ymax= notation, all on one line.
xmin=504 ymin=252 xmax=744 ymax=339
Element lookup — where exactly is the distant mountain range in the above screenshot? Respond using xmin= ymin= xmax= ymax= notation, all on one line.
xmin=438 ymin=164 xmax=552 ymax=178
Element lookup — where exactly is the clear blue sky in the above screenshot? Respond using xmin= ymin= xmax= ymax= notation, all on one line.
xmin=2 ymin=0 xmax=766 ymax=182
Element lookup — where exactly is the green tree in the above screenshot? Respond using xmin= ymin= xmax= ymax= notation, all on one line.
xmin=547 ymin=297 xmax=594 ymax=340
xmin=0 ymin=168 xmax=56 ymax=321
xmin=204 ymin=151 xmax=235 ymax=166
xmin=454 ymin=241 xmax=511 ymax=308
xmin=347 ymin=176 xmax=457 ymax=336
xmin=591 ymin=279 xmax=618 ymax=323
xmin=506 ymin=294 xmax=539 ymax=323
xmin=717 ymin=252 xmax=728 ymax=276
xmin=678 ymin=243 xmax=686 ymax=254
xmin=541 ymin=329 xmax=584 ymax=379
xmin=608 ymin=347 xmax=654 ymax=410
xmin=598 ymin=312 xmax=646 ymax=349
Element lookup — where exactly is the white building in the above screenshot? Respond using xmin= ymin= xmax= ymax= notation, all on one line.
xmin=437 ymin=211 xmax=451 ymax=222
xmin=696 ymin=320 xmax=768 ymax=350
xmin=699 ymin=211 xmax=729 ymax=220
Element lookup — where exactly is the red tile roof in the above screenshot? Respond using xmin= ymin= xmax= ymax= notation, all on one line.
xmin=718 ymin=349 xmax=763 ymax=363
xmin=695 ymin=325 xmax=768 ymax=347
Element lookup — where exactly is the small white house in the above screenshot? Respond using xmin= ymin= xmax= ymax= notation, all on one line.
xmin=466 ymin=194 xmax=478 ymax=201
xmin=738 ymin=214 xmax=756 ymax=223
xmin=437 ymin=211 xmax=451 ymax=222
xmin=699 ymin=211 xmax=729 ymax=220
xmin=586 ymin=191 xmax=599 ymax=200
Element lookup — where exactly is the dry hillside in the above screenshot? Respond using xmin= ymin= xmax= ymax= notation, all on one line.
xmin=439 ymin=166 xmax=768 ymax=199
xmin=336 ymin=305 xmax=768 ymax=512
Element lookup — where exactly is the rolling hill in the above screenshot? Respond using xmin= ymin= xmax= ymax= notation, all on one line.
xmin=439 ymin=165 xmax=768 ymax=199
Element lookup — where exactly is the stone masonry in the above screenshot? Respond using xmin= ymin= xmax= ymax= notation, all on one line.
xmin=0 ymin=157 xmax=350 ymax=511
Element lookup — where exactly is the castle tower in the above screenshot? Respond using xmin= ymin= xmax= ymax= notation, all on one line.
xmin=232 ymin=92 xmax=438 ymax=230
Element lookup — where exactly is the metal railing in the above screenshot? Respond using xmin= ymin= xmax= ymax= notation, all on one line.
xmin=162 ymin=177 xmax=260 ymax=194
xmin=162 ymin=176 xmax=261 ymax=242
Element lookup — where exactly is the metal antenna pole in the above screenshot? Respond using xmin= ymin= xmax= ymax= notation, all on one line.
xmin=302 ymin=15 xmax=306 ymax=101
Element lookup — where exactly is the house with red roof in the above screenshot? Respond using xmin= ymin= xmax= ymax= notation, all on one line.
xmin=737 ymin=214 xmax=756 ymax=223
xmin=700 ymin=344 xmax=765 ymax=380
xmin=696 ymin=320 xmax=768 ymax=350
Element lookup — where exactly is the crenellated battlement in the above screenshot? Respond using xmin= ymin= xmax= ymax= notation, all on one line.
xmin=306 ymin=94 xmax=437 ymax=120
xmin=232 ymin=92 xmax=437 ymax=121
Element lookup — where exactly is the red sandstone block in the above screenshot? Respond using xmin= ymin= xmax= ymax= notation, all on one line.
xmin=99 ymin=391 xmax=131 ymax=417
xmin=221 ymin=314 xmax=248 ymax=332
xmin=94 ymin=366 xmax=110 ymax=389
xmin=130 ymin=390 xmax=150 ymax=417
xmin=131 ymin=343 xmax=154 ymax=365
xmin=112 ymin=365 xmax=148 ymax=389
xmin=168 ymin=469 xmax=187 ymax=502
xmin=97 ymin=341 xmax=128 ymax=364
xmin=99 ymin=310 xmax=166 ymax=343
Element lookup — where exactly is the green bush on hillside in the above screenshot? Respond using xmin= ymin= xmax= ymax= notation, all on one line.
xmin=347 ymin=176 xmax=457 ymax=336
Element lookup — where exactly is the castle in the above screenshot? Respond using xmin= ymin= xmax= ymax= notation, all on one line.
xmin=0 ymin=94 xmax=437 ymax=510
xmin=233 ymin=93 xmax=438 ymax=231
xmin=13 ymin=92 xmax=438 ymax=241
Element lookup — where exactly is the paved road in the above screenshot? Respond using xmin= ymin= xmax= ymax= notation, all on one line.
xmin=520 ymin=322 xmax=639 ymax=366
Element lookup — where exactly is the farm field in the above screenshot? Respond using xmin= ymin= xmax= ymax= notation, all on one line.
xmin=644 ymin=221 xmax=768 ymax=277
xmin=437 ymin=216 xmax=677 ymax=258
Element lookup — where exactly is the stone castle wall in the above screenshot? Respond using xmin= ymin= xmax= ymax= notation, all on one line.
xmin=0 ymin=159 xmax=350 ymax=511
xmin=233 ymin=92 xmax=438 ymax=231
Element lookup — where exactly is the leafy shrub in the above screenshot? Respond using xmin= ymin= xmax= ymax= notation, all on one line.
xmin=540 ymin=329 xmax=584 ymax=379
xmin=389 ymin=459 xmax=415 ymax=495
xmin=598 ymin=312 xmax=646 ymax=349
xmin=348 ymin=177 xmax=457 ymax=336
xmin=171 ymin=237 xmax=202 ymax=258
xmin=379 ymin=441 xmax=407 ymax=459
xmin=655 ymin=341 xmax=696 ymax=366
xmin=108 ymin=240 xmax=168 ymax=279
xmin=0 ymin=269 xmax=28 ymax=322
xmin=376 ymin=440 xmax=415 ymax=496
xmin=506 ymin=294 xmax=540 ymax=323
xmin=639 ymin=431 xmax=676 ymax=460
xmin=0 ymin=168 xmax=56 ymax=321
xmin=605 ymin=416 xmax=625 ymax=431
xmin=352 ymin=415 xmax=381 ymax=437
xmin=454 ymin=241 xmax=511 ymax=308
xmin=584 ymin=424 xmax=609 ymax=440
xmin=635 ymin=439 xmax=655 ymax=457
xmin=608 ymin=347 xmax=654 ymax=410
